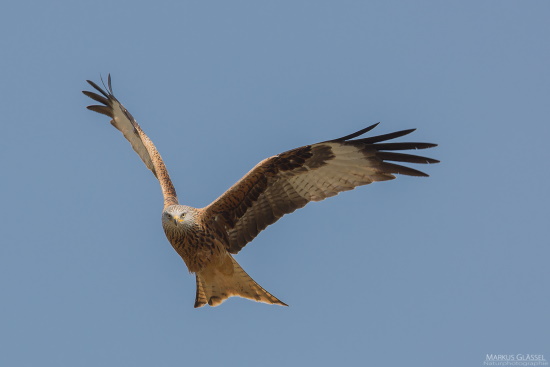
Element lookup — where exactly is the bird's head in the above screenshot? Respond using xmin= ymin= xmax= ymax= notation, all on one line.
xmin=162 ymin=205 xmax=196 ymax=232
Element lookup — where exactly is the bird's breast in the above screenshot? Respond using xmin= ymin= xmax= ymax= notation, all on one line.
xmin=163 ymin=225 xmax=227 ymax=273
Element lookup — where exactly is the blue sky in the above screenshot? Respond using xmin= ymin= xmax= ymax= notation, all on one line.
xmin=1 ymin=1 xmax=549 ymax=366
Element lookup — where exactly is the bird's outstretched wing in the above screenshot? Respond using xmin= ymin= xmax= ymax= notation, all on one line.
xmin=203 ymin=124 xmax=438 ymax=253
xmin=83 ymin=76 xmax=179 ymax=208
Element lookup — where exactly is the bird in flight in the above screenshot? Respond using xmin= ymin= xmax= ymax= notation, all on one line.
xmin=83 ymin=75 xmax=438 ymax=308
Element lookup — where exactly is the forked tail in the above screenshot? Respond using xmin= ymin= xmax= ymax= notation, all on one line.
xmin=194 ymin=255 xmax=287 ymax=308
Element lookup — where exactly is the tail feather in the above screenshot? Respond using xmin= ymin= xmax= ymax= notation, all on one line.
xmin=194 ymin=274 xmax=208 ymax=308
xmin=194 ymin=255 xmax=287 ymax=308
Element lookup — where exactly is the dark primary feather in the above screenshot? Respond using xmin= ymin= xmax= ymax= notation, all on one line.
xmin=355 ymin=128 xmax=417 ymax=144
xmin=86 ymin=79 xmax=111 ymax=98
xmin=332 ymin=122 xmax=380 ymax=141
xmin=376 ymin=151 xmax=439 ymax=164
xmin=83 ymin=79 xmax=116 ymax=118
xmin=82 ymin=90 xmax=110 ymax=106
xmin=204 ymin=124 xmax=438 ymax=253
xmin=106 ymin=74 xmax=113 ymax=94
xmin=377 ymin=162 xmax=429 ymax=177
xmin=373 ymin=142 xmax=437 ymax=151
xmin=86 ymin=104 xmax=113 ymax=118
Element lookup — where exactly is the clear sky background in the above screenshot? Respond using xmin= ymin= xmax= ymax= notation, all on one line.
xmin=1 ymin=1 xmax=549 ymax=366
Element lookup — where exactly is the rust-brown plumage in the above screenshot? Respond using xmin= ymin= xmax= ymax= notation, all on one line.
xmin=83 ymin=75 xmax=438 ymax=308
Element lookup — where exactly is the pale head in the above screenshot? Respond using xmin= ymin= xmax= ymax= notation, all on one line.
xmin=162 ymin=205 xmax=198 ymax=233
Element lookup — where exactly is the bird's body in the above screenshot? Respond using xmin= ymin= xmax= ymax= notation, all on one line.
xmin=161 ymin=205 xmax=282 ymax=307
xmin=162 ymin=206 xmax=213 ymax=274
xmin=83 ymin=76 xmax=438 ymax=308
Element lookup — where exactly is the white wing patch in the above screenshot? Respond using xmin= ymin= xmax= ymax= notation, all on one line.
xmin=110 ymin=100 xmax=157 ymax=176
xmin=284 ymin=143 xmax=393 ymax=201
